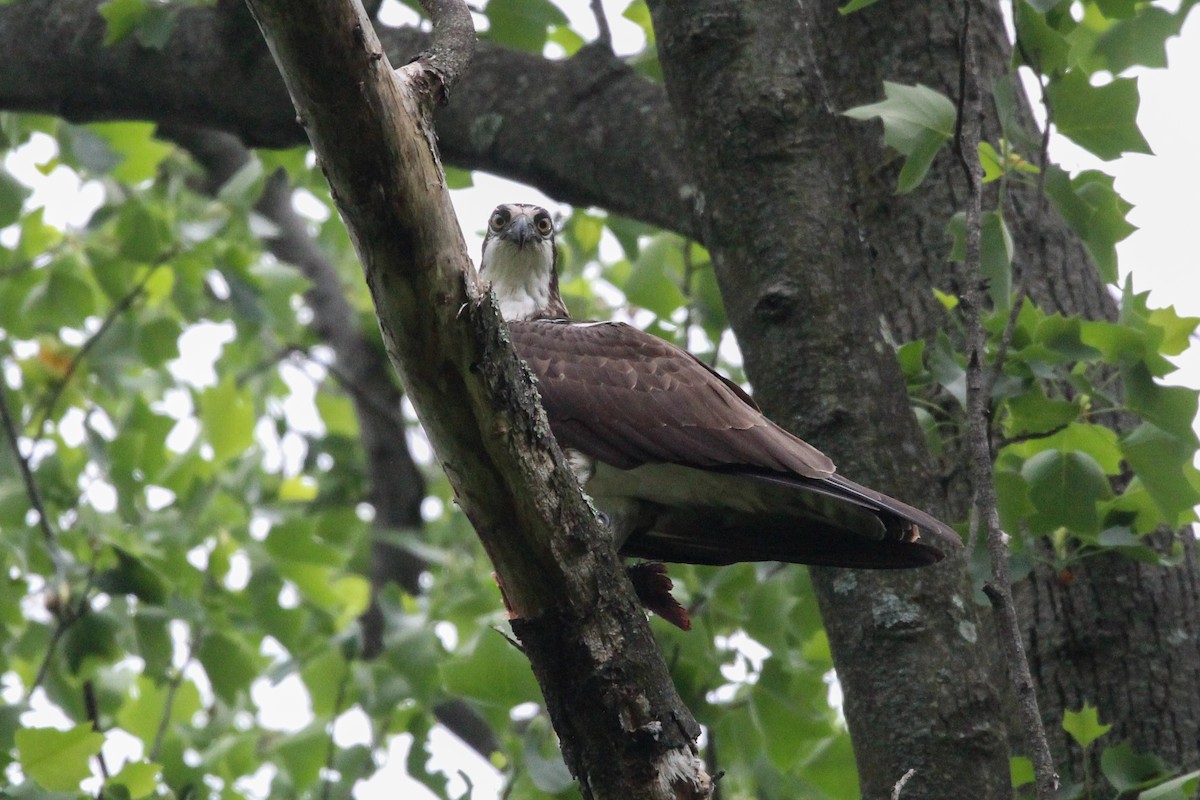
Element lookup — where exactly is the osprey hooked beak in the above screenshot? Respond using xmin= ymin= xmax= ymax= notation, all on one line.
xmin=480 ymin=203 xmax=568 ymax=321
xmin=484 ymin=201 xmax=962 ymax=632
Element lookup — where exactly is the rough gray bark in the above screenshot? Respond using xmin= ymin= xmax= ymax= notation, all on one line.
xmin=1026 ymin=533 xmax=1200 ymax=785
xmin=646 ymin=0 xmax=1200 ymax=793
xmin=242 ymin=1 xmax=710 ymax=796
xmin=646 ymin=2 xmax=1010 ymax=797
xmin=782 ymin=0 xmax=1200 ymax=785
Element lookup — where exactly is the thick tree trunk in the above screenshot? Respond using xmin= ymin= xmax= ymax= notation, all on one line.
xmin=647 ymin=2 xmax=1011 ymax=797
xmin=650 ymin=0 xmax=1200 ymax=793
xmin=1024 ymin=535 xmax=1200 ymax=784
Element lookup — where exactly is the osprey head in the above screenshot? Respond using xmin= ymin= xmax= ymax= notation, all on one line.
xmin=480 ymin=203 xmax=568 ymax=321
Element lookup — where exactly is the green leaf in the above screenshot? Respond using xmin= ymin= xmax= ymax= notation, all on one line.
xmin=274 ymin=724 xmax=328 ymax=790
xmin=624 ymin=235 xmax=686 ymax=317
xmin=1045 ymin=71 xmax=1152 ymax=161
xmin=1147 ymin=306 xmax=1200 ymax=357
xmin=443 ymin=165 xmax=474 ymax=189
xmin=1095 ymin=0 xmax=1136 ymax=17
xmin=17 ymin=207 xmax=63 ymax=261
xmin=978 ymin=141 xmax=1005 ymax=183
xmin=116 ymin=200 xmax=169 ymax=262
xmin=839 ymin=0 xmax=883 ymax=13
xmin=522 ymin=721 xmax=574 ymax=794
xmin=1011 ymin=755 xmax=1035 ymax=788
xmin=1035 ymin=313 xmax=1102 ymax=361
xmin=199 ymin=377 xmax=256 ymax=464
xmin=1003 ymin=387 xmax=1080 ymax=436
xmin=0 ymin=169 xmax=30 ymax=227
xmin=86 ymin=122 xmax=174 ymax=183
xmin=98 ymin=0 xmax=148 ymax=45
xmin=315 ymin=390 xmax=360 ymax=438
xmin=622 ymin=0 xmax=656 ymax=45
xmin=63 ymin=610 xmax=123 ymax=673
xmin=108 ymin=761 xmax=162 ymax=798
xmin=1015 ymin=0 xmax=1071 ymax=73
xmin=133 ymin=609 xmax=173 ymax=679
xmin=21 ymin=255 xmax=98 ymax=330
xmin=928 ymin=332 xmax=967 ymax=407
xmin=547 ymin=24 xmax=586 ymax=57
xmin=265 ymin=518 xmax=344 ymax=566
xmin=441 ymin=631 xmax=540 ymax=708
xmin=16 ymin=724 xmax=105 ymax=791
xmin=98 ymin=547 xmax=168 ymax=605
xmin=197 ymin=631 xmax=263 ymax=704
xmin=840 ymin=0 xmax=888 ymax=11
xmin=1121 ymin=362 xmax=1199 ymax=445
xmin=1005 ymin=422 xmax=1123 ymax=474
xmin=484 ymin=0 xmax=569 ymax=53
xmin=217 ymin=158 xmax=265 ymax=208
xmin=1121 ymin=423 xmax=1200 ymax=527
xmin=1021 ymin=449 xmax=1111 ymax=534
xmin=117 ymin=676 xmax=202 ymax=744
xmin=1043 ymin=167 xmax=1135 ymax=282
xmin=1101 ymin=740 xmax=1173 ymax=793
xmin=301 ymin=647 xmax=350 ymax=716
xmin=130 ymin=4 xmax=177 ymax=49
xmin=1139 ymin=770 xmax=1200 ymax=800
xmin=135 ymin=315 xmax=181 ymax=367
xmin=932 ymin=287 xmax=959 ymax=310
xmin=1095 ymin=7 xmax=1182 ymax=72
xmin=844 ymin=82 xmax=955 ymax=193
xmin=1062 ymin=703 xmax=1111 ymax=748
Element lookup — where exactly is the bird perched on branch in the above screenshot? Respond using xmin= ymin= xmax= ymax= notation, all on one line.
xmin=480 ymin=203 xmax=960 ymax=628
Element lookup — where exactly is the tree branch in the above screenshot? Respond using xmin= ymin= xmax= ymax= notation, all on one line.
xmin=30 ymin=258 xmax=171 ymax=439
xmin=0 ymin=367 xmax=67 ymax=585
xmin=0 ymin=0 xmax=697 ymax=237
xmin=242 ymin=1 xmax=709 ymax=796
xmin=954 ymin=6 xmax=1058 ymax=798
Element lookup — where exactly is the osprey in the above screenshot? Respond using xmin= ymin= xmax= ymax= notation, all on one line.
xmin=481 ymin=203 xmax=959 ymax=626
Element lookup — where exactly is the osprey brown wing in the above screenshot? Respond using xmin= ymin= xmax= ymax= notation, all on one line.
xmin=508 ymin=320 xmax=836 ymax=478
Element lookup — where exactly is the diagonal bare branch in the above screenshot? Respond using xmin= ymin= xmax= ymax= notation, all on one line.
xmin=242 ymin=1 xmax=709 ymax=795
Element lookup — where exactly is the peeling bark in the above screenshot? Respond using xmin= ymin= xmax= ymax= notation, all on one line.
xmin=242 ymin=1 xmax=709 ymax=796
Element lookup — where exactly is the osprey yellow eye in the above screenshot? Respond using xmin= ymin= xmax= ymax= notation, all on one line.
xmin=535 ymin=216 xmax=553 ymax=235
xmin=489 ymin=212 xmax=507 ymax=231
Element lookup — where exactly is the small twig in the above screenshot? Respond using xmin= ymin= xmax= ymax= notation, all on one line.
xmin=891 ymin=768 xmax=915 ymax=799
xmin=27 ymin=562 xmax=97 ymax=700
xmin=31 ymin=260 xmax=171 ymax=439
xmin=150 ymin=644 xmax=194 ymax=762
xmin=0 ymin=371 xmax=67 ymax=585
xmin=997 ymin=423 xmax=1071 ymax=449
xmin=590 ymin=0 xmax=613 ymax=51
xmin=956 ymin=4 xmax=1059 ymax=799
xmin=83 ymin=680 xmax=110 ymax=783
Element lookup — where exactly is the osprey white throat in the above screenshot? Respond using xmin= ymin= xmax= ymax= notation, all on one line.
xmin=479 ymin=202 xmax=961 ymax=628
